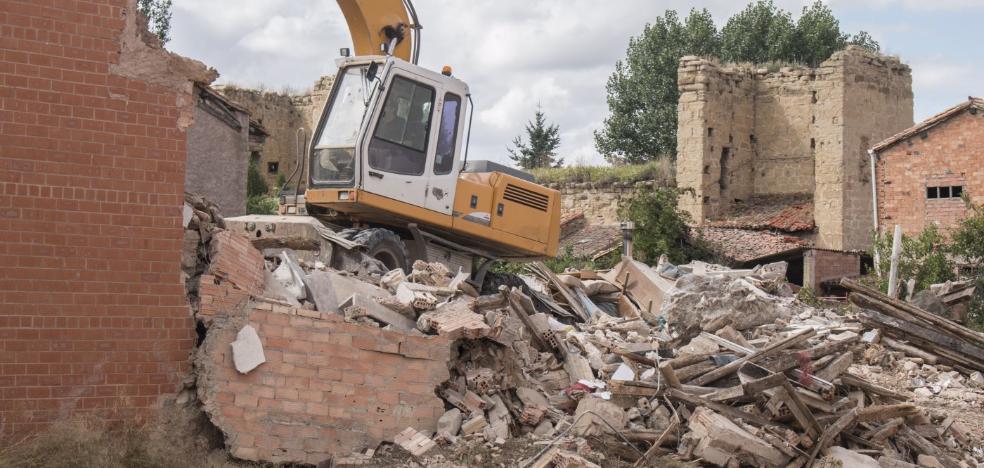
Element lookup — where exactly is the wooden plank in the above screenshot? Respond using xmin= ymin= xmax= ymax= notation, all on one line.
xmin=881 ymin=336 xmax=940 ymax=364
xmin=839 ymin=373 xmax=907 ymax=401
xmin=842 ymin=278 xmax=984 ymax=349
xmin=690 ymin=328 xmax=816 ymax=386
xmin=532 ymin=261 xmax=589 ymax=321
xmin=666 ymin=388 xmax=782 ymax=430
xmin=857 ymin=404 xmax=919 ymax=423
xmin=658 ymin=361 xmax=682 ymax=390
xmin=806 ymin=409 xmax=858 ymax=466
xmin=858 ymin=306 xmax=984 ymax=369
xmin=814 ymin=351 xmax=853 ymax=382
xmin=704 ymin=384 xmax=745 ymax=402
xmin=780 ymin=380 xmax=822 ymax=440
xmin=741 ymin=371 xmax=787 ymax=395
xmin=666 ymin=352 xmax=715 ymax=369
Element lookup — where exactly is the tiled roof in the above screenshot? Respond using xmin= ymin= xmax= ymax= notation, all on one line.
xmin=706 ymin=194 xmax=814 ymax=233
xmin=695 ymin=227 xmax=807 ymax=264
xmin=872 ymin=96 xmax=984 ymax=153
xmin=559 ymin=214 xmax=621 ymax=260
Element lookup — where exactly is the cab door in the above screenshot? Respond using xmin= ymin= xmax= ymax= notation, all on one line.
xmin=423 ymin=92 xmax=465 ymax=214
xmin=361 ymin=72 xmax=438 ymax=208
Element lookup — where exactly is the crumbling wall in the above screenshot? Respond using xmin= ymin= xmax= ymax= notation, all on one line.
xmin=556 ymin=183 xmax=646 ymax=225
xmin=217 ymin=75 xmax=333 ymax=190
xmin=817 ymin=48 xmax=913 ymax=251
xmin=0 ymin=0 xmax=214 ymax=437
xmin=677 ymin=57 xmax=757 ymax=220
xmin=185 ymin=87 xmax=250 ymax=216
xmin=196 ymin=301 xmax=450 ymax=464
xmin=876 ymin=109 xmax=984 ymax=236
xmin=677 ymin=47 xmax=913 ymax=250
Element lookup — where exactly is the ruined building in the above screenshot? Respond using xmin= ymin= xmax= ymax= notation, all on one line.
xmin=676 ymin=47 xmax=913 ymax=288
xmin=216 ymin=76 xmax=334 ymax=190
xmin=872 ymin=97 xmax=984 ymax=238
xmin=186 ymin=84 xmax=268 ymax=216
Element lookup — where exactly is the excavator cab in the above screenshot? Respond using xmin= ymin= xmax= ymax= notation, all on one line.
xmin=295 ymin=0 xmax=560 ymax=277
xmin=309 ymin=55 xmax=470 ymax=217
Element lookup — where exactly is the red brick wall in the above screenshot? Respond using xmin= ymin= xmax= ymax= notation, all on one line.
xmin=197 ymin=299 xmax=451 ymax=465
xmin=876 ymin=108 xmax=984 ymax=236
xmin=803 ymin=249 xmax=860 ymax=290
xmin=0 ymin=1 xmax=205 ymax=437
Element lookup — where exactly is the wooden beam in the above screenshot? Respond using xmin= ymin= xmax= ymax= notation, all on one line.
xmin=690 ymin=328 xmax=816 ymax=386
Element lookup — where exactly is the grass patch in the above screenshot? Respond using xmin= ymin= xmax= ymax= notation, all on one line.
xmin=0 ymin=406 xmax=250 ymax=468
xmin=530 ymin=160 xmax=675 ymax=187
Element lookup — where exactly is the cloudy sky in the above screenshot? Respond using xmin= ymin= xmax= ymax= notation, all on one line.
xmin=168 ymin=0 xmax=984 ymax=167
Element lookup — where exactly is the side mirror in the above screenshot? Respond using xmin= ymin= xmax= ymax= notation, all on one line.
xmin=366 ymin=62 xmax=379 ymax=82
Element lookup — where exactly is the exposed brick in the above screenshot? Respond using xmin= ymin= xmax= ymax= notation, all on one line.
xmin=0 ymin=0 xmax=213 ymax=440
xmin=197 ymin=304 xmax=451 ymax=464
xmin=875 ymin=104 xmax=984 ymax=236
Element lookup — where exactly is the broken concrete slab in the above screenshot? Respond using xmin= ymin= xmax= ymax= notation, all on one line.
xmin=341 ymin=293 xmax=416 ymax=331
xmin=230 ymin=324 xmax=265 ymax=374
xmin=572 ymin=397 xmax=626 ymax=437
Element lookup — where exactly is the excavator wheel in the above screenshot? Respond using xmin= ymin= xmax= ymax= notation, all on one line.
xmin=355 ymin=228 xmax=409 ymax=272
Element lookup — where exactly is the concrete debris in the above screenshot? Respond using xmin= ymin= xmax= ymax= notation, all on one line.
xmin=181 ymin=208 xmax=981 ymax=466
xmin=229 ymin=325 xmax=265 ymax=374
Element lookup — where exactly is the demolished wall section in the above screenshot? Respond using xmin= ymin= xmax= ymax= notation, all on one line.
xmin=0 ymin=0 xmax=213 ymax=437
xmin=197 ymin=301 xmax=450 ymax=465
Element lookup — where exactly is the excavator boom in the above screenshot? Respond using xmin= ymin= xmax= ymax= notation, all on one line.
xmin=336 ymin=0 xmax=420 ymax=63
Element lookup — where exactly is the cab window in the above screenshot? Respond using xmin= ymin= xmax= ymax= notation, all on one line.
xmin=368 ymin=76 xmax=434 ymax=175
xmin=433 ymin=94 xmax=461 ymax=175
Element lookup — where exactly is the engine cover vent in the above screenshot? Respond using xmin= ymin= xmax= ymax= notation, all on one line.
xmin=503 ymin=184 xmax=548 ymax=212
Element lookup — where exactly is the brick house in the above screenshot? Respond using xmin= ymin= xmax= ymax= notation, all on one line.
xmin=871 ymin=97 xmax=984 ymax=237
xmin=0 ymin=0 xmax=215 ymax=437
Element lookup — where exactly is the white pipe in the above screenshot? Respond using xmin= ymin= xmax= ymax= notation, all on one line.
xmin=868 ymin=149 xmax=881 ymax=277
xmin=887 ymin=225 xmax=903 ymax=298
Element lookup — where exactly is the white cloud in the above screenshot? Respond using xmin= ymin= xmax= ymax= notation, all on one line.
xmin=168 ymin=0 xmax=983 ymax=167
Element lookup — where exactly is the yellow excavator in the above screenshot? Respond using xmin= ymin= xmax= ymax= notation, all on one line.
xmin=237 ymin=0 xmax=561 ymax=283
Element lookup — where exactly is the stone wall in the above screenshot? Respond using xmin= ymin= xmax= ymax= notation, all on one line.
xmin=186 ymin=86 xmax=250 ymax=216
xmin=0 ymin=0 xmax=215 ymax=437
xmin=677 ymin=46 xmax=913 ymax=251
xmin=217 ymin=76 xmax=334 ymax=190
xmin=876 ymin=107 xmax=984 ymax=236
xmin=554 ymin=182 xmax=654 ymax=225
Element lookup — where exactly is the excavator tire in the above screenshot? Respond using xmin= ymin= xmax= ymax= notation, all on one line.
xmin=354 ymin=228 xmax=408 ymax=272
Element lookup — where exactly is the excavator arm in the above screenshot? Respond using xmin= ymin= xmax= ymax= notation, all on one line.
xmin=336 ymin=0 xmax=421 ymax=64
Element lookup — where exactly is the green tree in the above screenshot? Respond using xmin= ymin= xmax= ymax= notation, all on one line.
xmin=870 ymin=224 xmax=955 ymax=296
xmin=594 ymin=10 xmax=690 ymax=164
xmin=597 ymin=1 xmax=879 ymax=163
xmin=618 ymin=188 xmax=711 ymax=265
xmin=508 ymin=105 xmax=563 ymax=169
xmin=720 ymin=1 xmax=796 ymax=64
xmin=950 ymin=201 xmax=984 ymax=273
xmin=137 ymin=0 xmax=173 ymax=45
xmin=247 ymin=162 xmax=269 ymax=198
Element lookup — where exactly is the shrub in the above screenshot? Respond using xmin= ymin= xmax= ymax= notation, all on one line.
xmin=870 ymin=224 xmax=955 ymax=297
xmin=618 ymin=188 xmax=712 ymax=265
xmin=246 ymin=162 xmax=268 ymax=198
xmin=246 ymin=195 xmax=278 ymax=215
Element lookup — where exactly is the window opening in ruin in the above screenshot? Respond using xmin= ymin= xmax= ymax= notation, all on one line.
xmin=812 ymin=115 xmax=816 ymax=124
xmin=707 ymin=127 xmax=714 ymax=137
xmin=368 ymin=76 xmax=435 ymax=176
xmin=719 ymin=147 xmax=731 ymax=191
xmin=749 ymin=134 xmax=756 ymax=144
xmin=703 ymin=165 xmax=710 ymax=175
xmin=810 ymin=138 xmax=816 ymax=150
xmin=728 ymin=134 xmax=733 ymax=143
xmin=267 ymin=161 xmax=279 ymax=173
xmin=811 ymin=91 xmax=818 ymax=103
xmin=927 ymin=185 xmax=964 ymax=199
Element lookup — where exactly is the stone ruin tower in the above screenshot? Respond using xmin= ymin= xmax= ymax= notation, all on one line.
xmin=676 ymin=46 xmax=913 ymax=252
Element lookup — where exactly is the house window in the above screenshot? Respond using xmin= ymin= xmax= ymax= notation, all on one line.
xmin=927 ymin=185 xmax=963 ymax=199
xmin=267 ymin=162 xmax=279 ymax=174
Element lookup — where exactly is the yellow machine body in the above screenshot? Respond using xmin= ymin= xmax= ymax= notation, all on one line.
xmin=306 ymin=172 xmax=561 ymax=258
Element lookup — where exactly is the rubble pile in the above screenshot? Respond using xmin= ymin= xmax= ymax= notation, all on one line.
xmin=181 ymin=203 xmax=982 ymax=467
